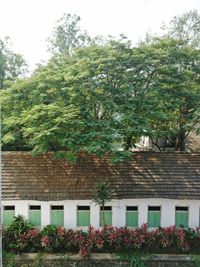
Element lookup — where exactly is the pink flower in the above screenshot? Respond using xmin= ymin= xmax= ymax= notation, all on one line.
xmin=27 ymin=229 xmax=39 ymax=238
xmin=41 ymin=236 xmax=49 ymax=247
xmin=57 ymin=226 xmax=65 ymax=236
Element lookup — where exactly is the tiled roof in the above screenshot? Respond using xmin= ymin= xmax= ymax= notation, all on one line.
xmin=2 ymin=151 xmax=200 ymax=201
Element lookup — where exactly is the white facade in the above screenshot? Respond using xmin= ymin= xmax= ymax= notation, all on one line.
xmin=2 ymin=198 xmax=200 ymax=229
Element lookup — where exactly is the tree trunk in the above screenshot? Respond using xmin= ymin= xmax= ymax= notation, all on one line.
xmin=0 ymin=78 xmax=3 ymax=89
xmin=102 ymin=206 xmax=105 ymax=227
xmin=175 ymin=131 xmax=186 ymax=151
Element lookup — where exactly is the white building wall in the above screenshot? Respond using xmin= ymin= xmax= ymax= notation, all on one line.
xmin=2 ymin=198 xmax=200 ymax=229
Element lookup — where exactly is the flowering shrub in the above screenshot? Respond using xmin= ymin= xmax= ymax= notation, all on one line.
xmin=40 ymin=225 xmax=79 ymax=252
xmin=3 ymin=216 xmax=200 ymax=259
xmin=3 ymin=215 xmax=39 ymax=253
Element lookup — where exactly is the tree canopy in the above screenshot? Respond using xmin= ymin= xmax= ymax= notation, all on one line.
xmin=1 ymin=10 xmax=200 ymax=159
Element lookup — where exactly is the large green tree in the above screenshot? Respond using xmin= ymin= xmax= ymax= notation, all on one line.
xmin=2 ymin=41 xmax=157 ymax=157
xmin=139 ymin=38 xmax=200 ymax=151
xmin=2 ymin=35 xmax=200 ymax=155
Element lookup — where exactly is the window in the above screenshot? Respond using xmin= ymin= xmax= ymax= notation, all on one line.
xmin=100 ymin=206 xmax=112 ymax=226
xmin=3 ymin=206 xmax=15 ymax=226
xmin=50 ymin=205 xmax=64 ymax=226
xmin=77 ymin=206 xmax=90 ymax=227
xmin=126 ymin=206 xmax=138 ymax=227
xmin=148 ymin=206 xmax=161 ymax=227
xmin=175 ymin=207 xmax=188 ymax=228
xmin=29 ymin=205 xmax=41 ymax=227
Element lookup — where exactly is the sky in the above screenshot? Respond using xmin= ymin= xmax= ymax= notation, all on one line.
xmin=0 ymin=0 xmax=199 ymax=71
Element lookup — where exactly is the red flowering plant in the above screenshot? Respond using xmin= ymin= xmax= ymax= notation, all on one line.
xmin=63 ymin=228 xmax=80 ymax=252
xmin=3 ymin=215 xmax=40 ymax=253
xmin=183 ymin=227 xmax=200 ymax=252
xmin=3 ymin=217 xmax=200 ymax=258
xmin=40 ymin=225 xmax=80 ymax=253
xmin=18 ymin=228 xmax=41 ymax=252
xmin=76 ymin=229 xmax=93 ymax=259
xmin=40 ymin=225 xmax=62 ymax=252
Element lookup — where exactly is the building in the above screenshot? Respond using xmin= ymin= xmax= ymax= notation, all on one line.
xmin=2 ymin=151 xmax=200 ymax=229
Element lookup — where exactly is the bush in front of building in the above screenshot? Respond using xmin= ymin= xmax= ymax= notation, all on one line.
xmin=3 ymin=215 xmax=200 ymax=259
xmin=3 ymin=215 xmax=40 ymax=253
xmin=40 ymin=225 xmax=79 ymax=253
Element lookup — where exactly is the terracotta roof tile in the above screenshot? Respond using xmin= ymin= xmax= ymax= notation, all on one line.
xmin=2 ymin=151 xmax=200 ymax=201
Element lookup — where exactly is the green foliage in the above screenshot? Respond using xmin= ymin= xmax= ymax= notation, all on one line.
xmin=92 ymin=181 xmax=113 ymax=207
xmin=162 ymin=10 xmax=200 ymax=48
xmin=40 ymin=224 xmax=58 ymax=237
xmin=2 ymin=252 xmax=15 ymax=267
xmin=3 ymin=215 xmax=35 ymax=253
xmin=92 ymin=181 xmax=113 ymax=226
xmin=0 ymin=37 xmax=28 ymax=89
xmin=2 ymin=12 xmax=200 ymax=155
xmin=33 ymin=253 xmax=43 ymax=267
xmin=192 ymin=255 xmax=200 ymax=267
xmin=117 ymin=252 xmax=148 ymax=267
xmin=6 ymin=215 xmax=33 ymax=236
xmin=48 ymin=13 xmax=91 ymax=56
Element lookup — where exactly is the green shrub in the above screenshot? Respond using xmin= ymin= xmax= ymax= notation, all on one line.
xmin=3 ymin=215 xmax=40 ymax=253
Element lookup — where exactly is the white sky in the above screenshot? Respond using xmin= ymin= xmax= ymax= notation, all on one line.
xmin=0 ymin=0 xmax=199 ymax=71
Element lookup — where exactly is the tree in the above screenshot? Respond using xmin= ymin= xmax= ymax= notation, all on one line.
xmin=92 ymin=181 xmax=113 ymax=227
xmin=162 ymin=10 xmax=200 ymax=47
xmin=139 ymin=38 xmax=200 ymax=151
xmin=2 ymin=35 xmax=200 ymax=154
xmin=48 ymin=13 xmax=91 ymax=56
xmin=0 ymin=37 xmax=28 ymax=89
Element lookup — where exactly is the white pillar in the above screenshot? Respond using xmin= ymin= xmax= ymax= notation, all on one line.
xmin=90 ymin=203 xmax=100 ymax=228
xmin=161 ymin=201 xmax=175 ymax=227
xmin=15 ymin=201 xmax=28 ymax=220
xmin=41 ymin=202 xmax=50 ymax=228
xmin=189 ymin=203 xmax=199 ymax=228
xmin=112 ymin=201 xmax=126 ymax=227
xmin=138 ymin=203 xmax=148 ymax=226
xmin=64 ymin=202 xmax=77 ymax=229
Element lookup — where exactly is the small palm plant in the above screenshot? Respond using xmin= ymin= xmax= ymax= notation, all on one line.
xmin=92 ymin=181 xmax=113 ymax=227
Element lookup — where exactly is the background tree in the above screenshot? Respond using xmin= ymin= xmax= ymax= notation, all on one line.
xmin=0 ymin=37 xmax=28 ymax=89
xmin=162 ymin=10 xmax=200 ymax=47
xmin=47 ymin=13 xmax=91 ymax=56
xmin=92 ymin=181 xmax=113 ymax=227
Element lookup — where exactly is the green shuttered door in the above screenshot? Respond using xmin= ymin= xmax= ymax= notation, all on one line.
xmin=148 ymin=211 xmax=160 ymax=227
xmin=51 ymin=206 xmax=64 ymax=226
xmin=175 ymin=211 xmax=188 ymax=227
xmin=77 ymin=206 xmax=90 ymax=227
xmin=3 ymin=210 xmax=15 ymax=225
xmin=29 ymin=210 xmax=41 ymax=226
xmin=148 ymin=207 xmax=161 ymax=227
xmin=77 ymin=211 xmax=90 ymax=226
xmin=126 ymin=211 xmax=138 ymax=227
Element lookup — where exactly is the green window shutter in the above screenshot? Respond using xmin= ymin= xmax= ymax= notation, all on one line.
xmin=29 ymin=211 xmax=41 ymax=226
xmin=175 ymin=209 xmax=188 ymax=228
xmin=126 ymin=211 xmax=138 ymax=227
xmin=77 ymin=206 xmax=90 ymax=227
xmin=126 ymin=207 xmax=138 ymax=227
xmin=51 ymin=206 xmax=64 ymax=226
xmin=148 ymin=207 xmax=161 ymax=228
xmin=100 ymin=206 xmax=112 ymax=226
xmin=3 ymin=210 xmax=15 ymax=226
